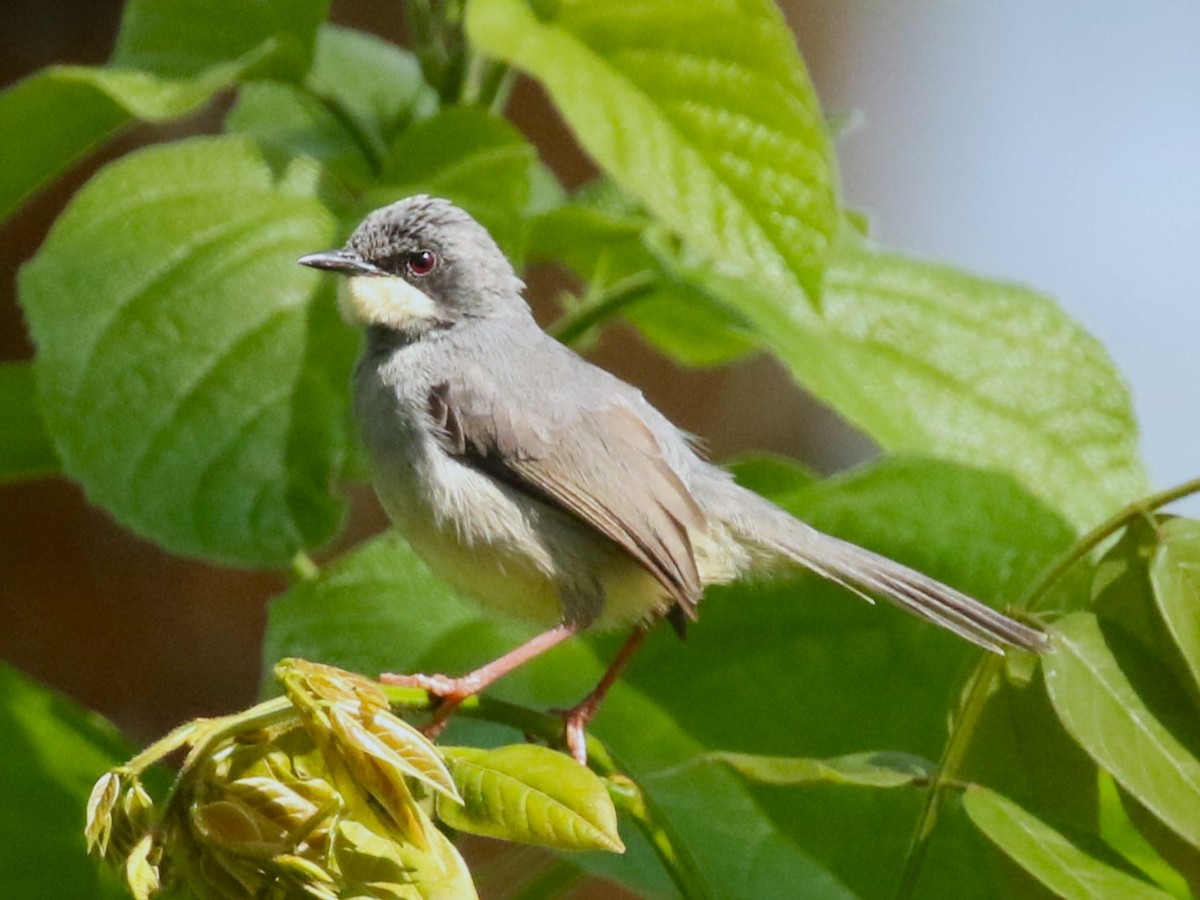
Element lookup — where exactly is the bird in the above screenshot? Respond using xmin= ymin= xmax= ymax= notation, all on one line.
xmin=298 ymin=195 xmax=1047 ymax=763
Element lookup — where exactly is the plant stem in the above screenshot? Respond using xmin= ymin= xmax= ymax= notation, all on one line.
xmin=1017 ymin=475 xmax=1200 ymax=611
xmin=895 ymin=473 xmax=1200 ymax=897
xmin=548 ymin=272 xmax=658 ymax=348
xmin=310 ymin=92 xmax=388 ymax=177
xmin=895 ymin=654 xmax=1001 ymax=898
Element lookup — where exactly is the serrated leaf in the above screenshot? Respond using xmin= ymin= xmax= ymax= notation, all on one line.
xmin=1045 ymin=613 xmax=1200 ymax=851
xmin=19 ymin=136 xmax=350 ymax=565
xmin=1151 ymin=519 xmax=1200 ymax=696
xmin=0 ymin=363 xmax=58 ymax=482
xmin=437 ymin=745 xmax=623 ymax=852
xmin=964 ymin=785 xmax=1174 ymax=900
xmin=672 ymin=237 xmax=1147 ymax=532
xmin=468 ymin=0 xmax=838 ymax=303
xmin=706 ymin=750 xmax=932 ymax=788
xmin=0 ymin=661 xmax=131 ymax=898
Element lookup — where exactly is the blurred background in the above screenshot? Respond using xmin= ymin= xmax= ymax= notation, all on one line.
xmin=1 ymin=0 xmax=1196 ymax=756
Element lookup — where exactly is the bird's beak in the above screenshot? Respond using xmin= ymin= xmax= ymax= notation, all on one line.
xmin=297 ymin=250 xmax=380 ymax=276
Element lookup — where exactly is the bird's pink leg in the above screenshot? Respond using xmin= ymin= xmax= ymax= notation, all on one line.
xmin=560 ymin=624 xmax=650 ymax=764
xmin=381 ymin=623 xmax=577 ymax=736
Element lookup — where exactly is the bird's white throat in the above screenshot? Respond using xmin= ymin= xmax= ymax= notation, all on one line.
xmin=338 ymin=275 xmax=438 ymax=329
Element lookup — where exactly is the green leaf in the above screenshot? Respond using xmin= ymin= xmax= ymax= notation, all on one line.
xmin=964 ymin=785 xmax=1174 ymax=900
xmin=0 ymin=661 xmax=130 ymax=898
xmin=0 ymin=58 xmax=257 ymax=224
xmin=671 ymin=237 xmax=1147 ymax=532
xmin=467 ymin=0 xmax=838 ymax=302
xmin=437 ymin=745 xmax=623 ymax=852
xmin=0 ymin=362 xmax=58 ymax=482
xmin=366 ymin=106 xmax=540 ymax=259
xmin=112 ymin=0 xmax=329 ymax=81
xmin=1100 ymin=772 xmax=1193 ymax=900
xmin=1045 ymin=613 xmax=1200 ymax=851
xmin=0 ymin=0 xmax=328 ymax=223
xmin=19 ymin=136 xmax=349 ymax=566
xmin=1151 ymin=519 xmax=1200 ymax=696
xmin=227 ymin=25 xmax=438 ymax=190
xmin=305 ymin=25 xmax=438 ymax=144
xmin=705 ymin=750 xmax=932 ymax=788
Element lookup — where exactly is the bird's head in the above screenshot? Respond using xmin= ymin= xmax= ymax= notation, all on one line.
xmin=299 ymin=195 xmax=526 ymax=336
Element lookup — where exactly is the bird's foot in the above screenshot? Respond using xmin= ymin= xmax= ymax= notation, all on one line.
xmin=550 ymin=696 xmax=604 ymax=766
xmin=379 ymin=671 xmax=483 ymax=738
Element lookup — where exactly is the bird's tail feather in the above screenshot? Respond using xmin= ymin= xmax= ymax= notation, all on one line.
xmin=730 ymin=497 xmax=1047 ymax=654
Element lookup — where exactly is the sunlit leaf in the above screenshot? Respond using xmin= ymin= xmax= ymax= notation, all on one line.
xmin=437 ymin=745 xmax=623 ymax=852
xmin=468 ymin=0 xmax=838 ymax=303
xmin=19 ymin=137 xmax=350 ymax=565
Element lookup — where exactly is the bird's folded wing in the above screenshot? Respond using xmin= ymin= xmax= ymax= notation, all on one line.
xmin=428 ymin=381 xmax=705 ymax=616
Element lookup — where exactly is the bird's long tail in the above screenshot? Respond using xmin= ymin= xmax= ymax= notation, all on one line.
xmin=723 ymin=489 xmax=1048 ymax=654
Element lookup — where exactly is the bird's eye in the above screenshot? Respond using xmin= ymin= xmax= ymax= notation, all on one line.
xmin=405 ymin=250 xmax=438 ymax=277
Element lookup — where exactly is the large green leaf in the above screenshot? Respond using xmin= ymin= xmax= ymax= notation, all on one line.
xmin=0 ymin=363 xmax=58 ymax=483
xmin=19 ymin=137 xmax=351 ymax=566
xmin=1045 ymin=613 xmax=1200 ymax=851
xmin=467 ymin=0 xmax=838 ymax=303
xmin=438 ymin=745 xmax=623 ymax=852
xmin=1151 ymin=519 xmax=1200 ymax=696
xmin=964 ymin=785 xmax=1173 ymax=900
xmin=0 ymin=661 xmax=130 ymax=898
xmin=0 ymin=0 xmax=328 ymax=223
xmin=670 ymin=238 xmax=1147 ymax=532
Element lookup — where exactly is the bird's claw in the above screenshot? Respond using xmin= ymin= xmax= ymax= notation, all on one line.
xmin=379 ymin=671 xmax=481 ymax=738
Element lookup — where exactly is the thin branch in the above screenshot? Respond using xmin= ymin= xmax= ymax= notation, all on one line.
xmin=548 ymin=272 xmax=658 ymax=348
xmin=310 ymin=91 xmax=388 ymax=177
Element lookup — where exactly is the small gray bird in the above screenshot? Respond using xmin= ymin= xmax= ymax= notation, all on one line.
xmin=299 ymin=196 xmax=1046 ymax=762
